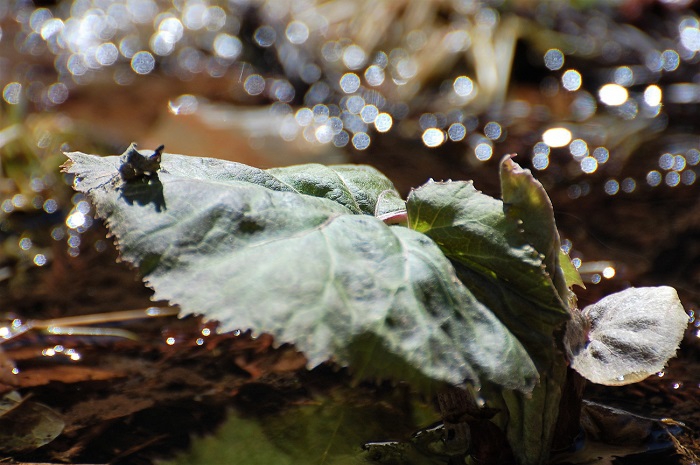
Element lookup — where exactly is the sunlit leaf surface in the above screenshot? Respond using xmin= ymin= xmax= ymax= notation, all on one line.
xmin=64 ymin=147 xmax=537 ymax=391
xmin=569 ymin=286 xmax=688 ymax=385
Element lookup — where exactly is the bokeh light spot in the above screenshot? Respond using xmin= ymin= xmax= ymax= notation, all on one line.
xmin=599 ymin=84 xmax=628 ymax=106
xmin=542 ymin=127 xmax=572 ymax=147
xmin=562 ymin=70 xmax=582 ymax=91
xmin=422 ymin=128 xmax=445 ymax=148
xmin=340 ymin=73 xmax=361 ymax=93
xmin=244 ymin=74 xmax=265 ymax=96
xmin=130 ymin=51 xmax=155 ymax=74
xmin=544 ymin=49 xmax=564 ymax=70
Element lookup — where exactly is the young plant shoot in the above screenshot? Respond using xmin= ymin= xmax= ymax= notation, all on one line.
xmin=63 ymin=144 xmax=689 ymax=465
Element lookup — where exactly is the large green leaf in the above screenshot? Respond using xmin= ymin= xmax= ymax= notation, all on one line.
xmin=63 ymin=146 xmax=537 ymax=391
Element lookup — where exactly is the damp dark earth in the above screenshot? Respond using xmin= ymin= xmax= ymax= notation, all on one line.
xmin=1 ymin=1 xmax=700 ymax=465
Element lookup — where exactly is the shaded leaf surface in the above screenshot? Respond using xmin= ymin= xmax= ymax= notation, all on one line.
xmin=64 ymin=149 xmax=536 ymax=391
xmin=570 ymin=287 xmax=688 ymax=385
xmin=162 ymin=387 xmax=440 ymax=465
xmin=499 ymin=157 xmax=574 ymax=303
xmin=0 ymin=391 xmax=64 ymax=453
xmin=406 ymin=179 xmax=568 ymax=372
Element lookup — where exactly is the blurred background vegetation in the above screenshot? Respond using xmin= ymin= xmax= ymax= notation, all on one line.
xmin=2 ymin=0 xmax=700 ymax=304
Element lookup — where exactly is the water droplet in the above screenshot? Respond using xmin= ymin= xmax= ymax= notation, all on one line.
xmin=562 ymin=70 xmax=582 ymax=91
xmin=419 ymin=113 xmax=438 ymax=130
xmin=621 ymin=178 xmax=636 ymax=193
xmin=602 ymin=266 xmax=616 ymax=279
xmin=680 ymin=26 xmax=700 ymax=52
xmin=213 ymin=33 xmax=242 ymax=60
xmin=681 ymin=170 xmax=696 ymax=185
xmin=340 ymin=73 xmax=361 ymax=93
xmin=665 ymin=171 xmax=681 ymax=187
xmin=343 ymin=44 xmax=366 ymax=69
xmin=159 ymin=17 xmax=184 ymax=42
xmin=19 ymin=237 xmax=32 ymax=251
xmin=66 ymin=212 xmax=86 ymax=229
xmin=151 ymin=31 xmax=176 ymax=56
xmin=360 ymin=105 xmax=378 ymax=123
xmin=448 ymin=123 xmax=466 ymax=141
xmin=661 ymin=49 xmax=680 ymax=71
xmin=328 ymin=116 xmax=343 ymax=134
xmin=570 ymin=139 xmax=589 ymax=158
xmin=364 ymin=65 xmax=385 ymax=86
xmin=131 ymin=51 xmax=155 ymax=74
xmin=453 ymin=76 xmax=474 ymax=97
xmin=295 ymin=107 xmax=313 ymax=126
xmin=484 ymin=122 xmax=502 ymax=140
xmin=346 ymin=95 xmax=365 ymax=114
xmin=592 ymin=147 xmax=609 ymax=164
xmin=659 ymin=153 xmax=674 ymax=170
xmin=374 ymin=113 xmax=392 ymax=133
xmin=544 ymin=49 xmax=564 ymax=70
xmin=673 ymin=155 xmax=687 ymax=171
xmin=352 ymin=132 xmax=370 ymax=150
xmin=315 ymin=125 xmax=333 ymax=144
xmin=321 ymin=41 xmax=342 ymax=62
xmin=475 ymin=143 xmax=493 ymax=161
xmin=646 ymin=170 xmax=662 ymax=187
xmin=613 ymin=66 xmax=634 ymax=86
xmin=396 ymin=58 xmax=418 ymax=81
xmin=2 ymin=82 xmax=22 ymax=105
xmin=96 ymin=42 xmax=119 ymax=65
xmin=168 ymin=94 xmax=198 ymax=115
xmin=254 ymin=25 xmax=276 ymax=47
xmin=286 ymin=21 xmax=309 ymax=45
xmin=604 ymin=179 xmax=619 ymax=195
xmin=598 ymin=84 xmax=628 ymax=106
xmin=313 ymin=104 xmax=329 ymax=122
xmin=580 ymin=156 xmax=598 ymax=174
xmin=43 ymin=199 xmax=58 ymax=214
xmin=542 ymin=127 xmax=572 ymax=147
xmin=166 ymin=337 xmax=176 ymax=345
xmin=532 ymin=153 xmax=549 ymax=170
xmin=422 ymin=128 xmax=445 ymax=148
xmin=333 ymin=130 xmax=350 ymax=147
xmin=244 ymin=74 xmax=265 ymax=96
xmin=47 ymin=82 xmax=69 ymax=105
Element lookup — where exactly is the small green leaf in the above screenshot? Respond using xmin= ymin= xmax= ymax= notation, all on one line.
xmin=64 ymin=148 xmax=536 ymax=391
xmin=569 ymin=286 xmax=688 ymax=385
xmin=559 ymin=250 xmax=585 ymax=290
xmin=499 ymin=156 xmax=571 ymax=302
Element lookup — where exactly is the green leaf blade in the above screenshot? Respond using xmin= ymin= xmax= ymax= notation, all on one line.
xmin=64 ymin=149 xmax=536 ymax=392
xmin=406 ymin=180 xmax=568 ymax=323
xmin=266 ymin=163 xmax=405 ymax=216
